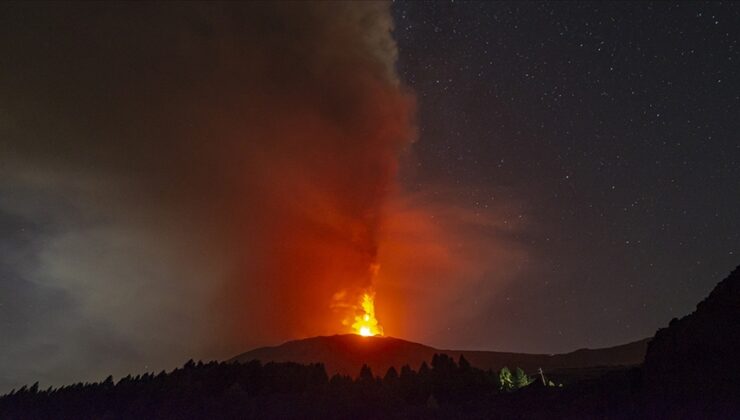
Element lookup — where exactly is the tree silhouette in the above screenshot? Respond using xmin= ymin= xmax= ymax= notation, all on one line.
xmin=418 ymin=361 xmax=430 ymax=377
xmin=458 ymin=355 xmax=471 ymax=372
xmin=0 ymin=357 xmax=585 ymax=419
xmin=358 ymin=364 xmax=374 ymax=384
xmin=383 ymin=366 xmax=399 ymax=386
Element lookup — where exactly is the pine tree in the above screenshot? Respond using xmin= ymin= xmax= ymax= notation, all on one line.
xmin=458 ymin=355 xmax=471 ymax=372
xmin=358 ymin=364 xmax=374 ymax=384
xmin=418 ymin=361 xmax=430 ymax=376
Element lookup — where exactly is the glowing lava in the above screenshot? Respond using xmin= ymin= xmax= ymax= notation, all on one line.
xmin=352 ymin=292 xmax=383 ymax=337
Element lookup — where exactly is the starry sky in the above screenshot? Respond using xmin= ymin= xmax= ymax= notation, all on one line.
xmin=0 ymin=1 xmax=738 ymax=393
xmin=392 ymin=0 xmax=739 ymax=349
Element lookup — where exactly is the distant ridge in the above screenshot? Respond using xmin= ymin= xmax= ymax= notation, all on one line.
xmin=230 ymin=334 xmax=649 ymax=376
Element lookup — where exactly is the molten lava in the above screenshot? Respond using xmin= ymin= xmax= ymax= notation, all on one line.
xmin=352 ymin=292 xmax=383 ymax=337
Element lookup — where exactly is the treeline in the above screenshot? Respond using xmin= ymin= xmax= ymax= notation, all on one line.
xmin=0 ymin=354 xmax=545 ymax=419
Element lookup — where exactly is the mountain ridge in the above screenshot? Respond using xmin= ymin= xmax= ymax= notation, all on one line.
xmin=230 ymin=333 xmax=649 ymax=376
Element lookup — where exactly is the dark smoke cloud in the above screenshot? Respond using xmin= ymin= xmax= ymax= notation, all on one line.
xmin=0 ymin=2 xmax=526 ymax=392
xmin=0 ymin=1 xmax=414 ymax=391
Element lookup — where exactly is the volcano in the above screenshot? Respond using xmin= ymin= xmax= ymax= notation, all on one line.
xmin=230 ymin=334 xmax=649 ymax=378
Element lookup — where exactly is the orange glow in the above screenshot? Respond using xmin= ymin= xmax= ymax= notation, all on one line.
xmin=352 ymin=292 xmax=383 ymax=337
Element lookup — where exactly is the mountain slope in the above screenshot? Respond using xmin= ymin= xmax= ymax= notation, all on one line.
xmin=642 ymin=265 xmax=740 ymax=412
xmin=230 ymin=334 xmax=649 ymax=377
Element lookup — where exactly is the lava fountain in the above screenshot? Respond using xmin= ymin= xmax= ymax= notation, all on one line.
xmin=352 ymin=292 xmax=383 ymax=337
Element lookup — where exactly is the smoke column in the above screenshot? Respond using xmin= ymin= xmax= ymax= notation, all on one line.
xmin=0 ymin=2 xmax=528 ymax=393
xmin=0 ymin=1 xmax=415 ymax=389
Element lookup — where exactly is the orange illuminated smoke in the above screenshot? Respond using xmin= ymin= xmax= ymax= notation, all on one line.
xmin=352 ymin=293 xmax=383 ymax=337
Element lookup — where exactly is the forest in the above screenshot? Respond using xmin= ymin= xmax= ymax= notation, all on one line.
xmin=0 ymin=354 xmax=624 ymax=419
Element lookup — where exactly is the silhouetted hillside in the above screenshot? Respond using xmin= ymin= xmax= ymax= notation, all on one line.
xmin=642 ymin=265 xmax=740 ymax=417
xmin=231 ymin=334 xmax=649 ymax=378
xmin=0 ymin=354 xmax=563 ymax=420
xmin=3 ymin=267 xmax=739 ymax=419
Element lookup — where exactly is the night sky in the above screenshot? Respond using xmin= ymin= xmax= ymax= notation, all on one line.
xmin=1 ymin=1 xmax=738 ymax=393
xmin=392 ymin=1 xmax=739 ymax=349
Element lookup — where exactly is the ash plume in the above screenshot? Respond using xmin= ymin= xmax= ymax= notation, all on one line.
xmin=0 ymin=1 xmax=414 ymax=390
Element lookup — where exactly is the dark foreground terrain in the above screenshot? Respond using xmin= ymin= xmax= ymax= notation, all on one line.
xmin=231 ymin=333 xmax=648 ymax=381
xmin=2 ymin=266 xmax=739 ymax=419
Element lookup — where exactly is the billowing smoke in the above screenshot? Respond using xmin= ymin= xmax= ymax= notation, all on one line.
xmin=0 ymin=1 xmax=414 ymax=389
xmin=0 ymin=2 xmax=524 ymax=392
